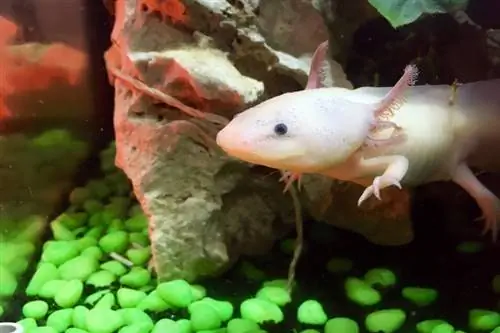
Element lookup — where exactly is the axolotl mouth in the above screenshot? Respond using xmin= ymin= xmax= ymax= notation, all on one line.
xmin=216 ymin=123 xmax=305 ymax=170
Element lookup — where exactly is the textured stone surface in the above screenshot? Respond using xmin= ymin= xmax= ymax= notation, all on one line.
xmin=105 ymin=0 xmax=413 ymax=281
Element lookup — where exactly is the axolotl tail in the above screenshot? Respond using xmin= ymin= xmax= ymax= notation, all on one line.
xmin=456 ymin=79 xmax=500 ymax=172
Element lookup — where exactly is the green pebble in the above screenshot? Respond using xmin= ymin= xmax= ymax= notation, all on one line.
xmin=456 ymin=241 xmax=484 ymax=253
xmin=42 ymin=241 xmax=80 ymax=266
xmin=300 ymin=330 xmax=321 ymax=333
xmin=364 ymin=268 xmax=397 ymax=288
xmin=240 ymin=298 xmax=284 ymax=324
xmin=76 ymin=237 xmax=98 ymax=251
xmin=86 ymin=308 xmax=124 ymax=333
xmin=262 ymin=279 xmax=289 ymax=289
xmin=69 ymin=187 xmax=91 ymax=205
xmin=491 ymin=328 xmax=500 ymax=333
xmin=17 ymin=318 xmax=38 ymax=331
xmin=128 ymin=204 xmax=143 ymax=217
xmin=493 ymin=275 xmax=500 ymax=294
xmin=94 ymin=293 xmax=116 ymax=309
xmin=57 ymin=213 xmax=87 ymax=230
xmin=83 ymin=199 xmax=104 ymax=214
xmin=297 ymin=300 xmax=328 ymax=325
xmin=129 ymin=233 xmax=149 ymax=247
xmin=85 ymin=226 xmax=105 ymax=239
xmin=22 ymin=300 xmax=49 ymax=319
xmin=55 ymin=279 xmax=84 ymax=308
xmin=118 ymin=323 xmax=152 ymax=333
xmin=119 ymin=267 xmax=151 ymax=288
xmin=124 ymin=214 xmax=148 ymax=232
xmin=326 ymin=257 xmax=353 ymax=274
xmin=191 ymin=285 xmax=207 ymax=300
xmin=126 ymin=248 xmax=151 ymax=266
xmin=432 ymin=323 xmax=455 ymax=333
xmin=137 ymin=290 xmax=172 ymax=312
xmin=26 ymin=262 xmax=59 ymax=296
xmin=345 ymin=277 xmax=381 ymax=306
xmin=0 ymin=265 xmax=18 ymax=297
xmin=189 ymin=302 xmax=222 ymax=331
xmin=324 ymin=318 xmax=359 ymax=333
xmin=238 ymin=262 xmax=266 ymax=281
xmin=365 ymin=309 xmax=406 ymax=333
xmin=59 ymin=256 xmax=98 ymax=281
xmin=87 ymin=180 xmax=112 ymax=200
xmin=31 ymin=327 xmax=58 ymax=333
xmin=190 ymin=298 xmax=234 ymax=322
xmin=72 ymin=305 xmax=90 ymax=330
xmin=51 ymin=221 xmax=76 ymax=241
xmin=100 ymin=260 xmax=128 ymax=276
xmin=227 ymin=318 xmax=260 ymax=333
xmin=279 ymin=238 xmax=296 ymax=255
xmin=108 ymin=219 xmax=125 ymax=231
xmin=88 ymin=213 xmax=103 ymax=227
xmin=120 ymin=308 xmax=154 ymax=329
xmin=117 ymin=288 xmax=147 ymax=308
xmin=99 ymin=231 xmax=129 ymax=253
xmin=81 ymin=246 xmax=103 ymax=261
xmin=175 ymin=319 xmax=192 ymax=333
xmin=157 ymin=279 xmax=194 ymax=307
xmin=86 ymin=270 xmax=116 ymax=287
xmin=66 ymin=329 xmax=89 ymax=333
xmin=47 ymin=308 xmax=73 ymax=332
xmin=151 ymin=319 xmax=178 ymax=333
xmin=256 ymin=286 xmax=291 ymax=306
xmin=402 ymin=287 xmax=438 ymax=307
xmin=468 ymin=309 xmax=500 ymax=331
xmin=416 ymin=320 xmax=448 ymax=333
xmin=10 ymin=258 xmax=30 ymax=276
xmin=84 ymin=290 xmax=111 ymax=306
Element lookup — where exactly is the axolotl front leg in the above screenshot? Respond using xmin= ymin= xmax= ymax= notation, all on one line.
xmin=350 ymin=63 xmax=419 ymax=205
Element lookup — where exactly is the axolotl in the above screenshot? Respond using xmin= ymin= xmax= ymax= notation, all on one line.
xmin=215 ymin=40 xmax=500 ymax=239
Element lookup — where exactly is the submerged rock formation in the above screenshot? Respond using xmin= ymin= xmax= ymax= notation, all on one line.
xmin=104 ymin=0 xmax=413 ymax=282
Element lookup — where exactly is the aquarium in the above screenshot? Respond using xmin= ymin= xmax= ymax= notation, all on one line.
xmin=0 ymin=0 xmax=499 ymax=333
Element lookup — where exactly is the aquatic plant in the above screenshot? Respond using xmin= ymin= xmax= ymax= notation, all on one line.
xmin=368 ymin=0 xmax=470 ymax=28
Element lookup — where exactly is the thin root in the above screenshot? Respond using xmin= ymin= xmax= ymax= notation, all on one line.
xmin=283 ymin=171 xmax=304 ymax=293
xmin=110 ymin=252 xmax=134 ymax=267
xmin=109 ymin=67 xmax=229 ymax=127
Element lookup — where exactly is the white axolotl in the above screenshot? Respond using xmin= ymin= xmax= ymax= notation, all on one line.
xmin=216 ymin=40 xmax=500 ymax=240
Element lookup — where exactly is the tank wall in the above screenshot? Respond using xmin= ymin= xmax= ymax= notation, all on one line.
xmin=0 ymin=0 xmax=114 ymax=313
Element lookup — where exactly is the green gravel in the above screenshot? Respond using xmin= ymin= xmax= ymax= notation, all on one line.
xmin=4 ymin=140 xmax=499 ymax=333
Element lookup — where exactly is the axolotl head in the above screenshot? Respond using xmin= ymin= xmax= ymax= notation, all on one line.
xmin=216 ymin=88 xmax=375 ymax=173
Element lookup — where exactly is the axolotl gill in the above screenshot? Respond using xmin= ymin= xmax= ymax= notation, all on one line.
xmin=215 ymin=40 xmax=500 ymax=240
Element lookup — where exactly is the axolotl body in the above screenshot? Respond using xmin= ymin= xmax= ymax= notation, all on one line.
xmin=216 ymin=41 xmax=500 ymax=239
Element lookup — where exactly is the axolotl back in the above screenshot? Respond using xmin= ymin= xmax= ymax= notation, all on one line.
xmin=216 ymin=87 xmax=377 ymax=174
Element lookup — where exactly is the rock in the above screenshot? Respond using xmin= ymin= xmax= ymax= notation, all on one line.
xmin=301 ymin=175 xmax=413 ymax=246
xmin=105 ymin=0 xmax=412 ymax=281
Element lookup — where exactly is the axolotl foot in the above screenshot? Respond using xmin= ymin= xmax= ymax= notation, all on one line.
xmin=354 ymin=155 xmax=409 ymax=206
xmin=357 ymin=175 xmax=402 ymax=206
xmin=473 ymin=194 xmax=500 ymax=241
xmin=280 ymin=171 xmax=303 ymax=192
xmin=451 ymin=163 xmax=499 ymax=241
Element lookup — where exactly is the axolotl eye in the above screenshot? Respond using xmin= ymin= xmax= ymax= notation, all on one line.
xmin=273 ymin=123 xmax=288 ymax=136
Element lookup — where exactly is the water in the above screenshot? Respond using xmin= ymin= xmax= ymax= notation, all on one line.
xmin=0 ymin=1 xmax=498 ymax=333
